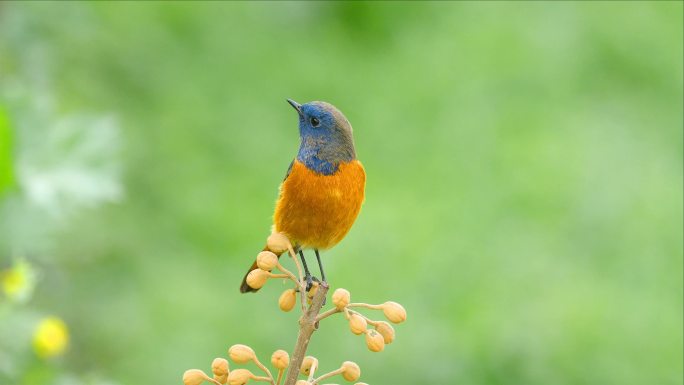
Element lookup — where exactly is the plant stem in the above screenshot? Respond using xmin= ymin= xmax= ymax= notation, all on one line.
xmin=315 ymin=307 xmax=340 ymax=322
xmin=275 ymin=369 xmax=284 ymax=385
xmin=347 ymin=302 xmax=383 ymax=310
xmin=253 ymin=357 xmax=276 ymax=385
xmin=287 ymin=248 xmax=307 ymax=312
xmin=306 ymin=360 xmax=318 ymax=382
xmin=266 ymin=272 xmax=290 ymax=279
xmin=275 ymin=262 xmax=301 ymax=287
xmin=283 ymin=282 xmax=329 ymax=385
xmin=347 ymin=308 xmax=378 ymax=326
xmin=311 ymin=367 xmax=344 ymax=385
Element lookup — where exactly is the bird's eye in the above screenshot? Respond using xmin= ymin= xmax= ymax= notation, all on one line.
xmin=310 ymin=117 xmax=320 ymax=127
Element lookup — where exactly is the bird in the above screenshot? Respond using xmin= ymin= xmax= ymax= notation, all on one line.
xmin=240 ymin=99 xmax=366 ymax=293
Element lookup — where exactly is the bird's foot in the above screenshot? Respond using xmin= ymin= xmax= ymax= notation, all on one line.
xmin=304 ymin=274 xmax=315 ymax=292
xmin=310 ymin=277 xmax=328 ymax=305
xmin=303 ymin=276 xmax=327 ymax=305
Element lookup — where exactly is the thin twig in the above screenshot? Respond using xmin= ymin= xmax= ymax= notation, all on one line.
xmin=253 ymin=357 xmax=276 ymax=385
xmin=347 ymin=308 xmax=378 ymax=326
xmin=311 ymin=367 xmax=344 ymax=385
xmin=266 ymin=272 xmax=290 ymax=279
xmin=306 ymin=360 xmax=318 ymax=382
xmin=275 ymin=262 xmax=301 ymax=286
xmin=315 ymin=307 xmax=341 ymax=322
xmin=347 ymin=302 xmax=383 ymax=310
xmin=283 ymin=282 xmax=329 ymax=385
xmin=287 ymin=247 xmax=307 ymax=312
xmin=288 ymin=246 xmax=303 ymax=283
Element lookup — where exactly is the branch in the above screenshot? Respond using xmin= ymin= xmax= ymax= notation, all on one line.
xmin=181 ymin=231 xmax=408 ymax=385
xmin=283 ymin=282 xmax=329 ymax=385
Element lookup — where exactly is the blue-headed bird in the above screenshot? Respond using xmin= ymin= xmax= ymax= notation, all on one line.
xmin=240 ymin=100 xmax=365 ymax=293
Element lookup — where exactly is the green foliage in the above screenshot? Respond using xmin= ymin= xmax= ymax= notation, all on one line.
xmin=0 ymin=2 xmax=682 ymax=385
xmin=0 ymin=107 xmax=14 ymax=195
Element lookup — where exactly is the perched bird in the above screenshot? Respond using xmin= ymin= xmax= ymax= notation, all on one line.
xmin=240 ymin=99 xmax=366 ymax=293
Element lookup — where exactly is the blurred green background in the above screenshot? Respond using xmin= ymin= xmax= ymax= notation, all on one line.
xmin=1 ymin=2 xmax=682 ymax=385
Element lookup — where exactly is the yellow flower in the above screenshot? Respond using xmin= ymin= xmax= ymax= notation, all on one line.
xmin=33 ymin=316 xmax=69 ymax=358
xmin=1 ymin=258 xmax=36 ymax=303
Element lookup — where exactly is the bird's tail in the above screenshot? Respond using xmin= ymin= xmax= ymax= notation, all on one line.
xmin=239 ymin=246 xmax=284 ymax=293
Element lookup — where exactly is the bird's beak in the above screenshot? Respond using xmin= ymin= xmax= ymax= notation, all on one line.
xmin=287 ymin=99 xmax=302 ymax=115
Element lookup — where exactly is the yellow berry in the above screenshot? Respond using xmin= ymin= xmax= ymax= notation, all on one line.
xmin=256 ymin=251 xmax=278 ymax=271
xmin=267 ymin=232 xmax=291 ymax=254
xmin=332 ymin=288 xmax=350 ymax=310
xmin=382 ymin=301 xmax=406 ymax=324
xmin=183 ymin=369 xmax=211 ymax=385
xmin=228 ymin=344 xmax=255 ymax=364
xmin=227 ymin=369 xmax=253 ymax=385
xmin=348 ymin=313 xmax=367 ymax=335
xmin=278 ymin=288 xmax=297 ymax=312
xmin=300 ymin=356 xmax=318 ymax=376
xmin=341 ymin=361 xmax=361 ymax=382
xmin=271 ymin=349 xmax=290 ymax=370
xmin=211 ymin=357 xmax=229 ymax=376
xmin=245 ymin=269 xmax=269 ymax=290
xmin=375 ymin=321 xmax=395 ymax=344
xmin=308 ymin=281 xmax=319 ymax=298
xmin=365 ymin=329 xmax=385 ymax=352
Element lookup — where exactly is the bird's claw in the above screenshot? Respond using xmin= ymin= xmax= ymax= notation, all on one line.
xmin=304 ymin=276 xmax=326 ymax=305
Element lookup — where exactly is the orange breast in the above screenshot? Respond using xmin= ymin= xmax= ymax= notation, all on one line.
xmin=273 ymin=160 xmax=366 ymax=250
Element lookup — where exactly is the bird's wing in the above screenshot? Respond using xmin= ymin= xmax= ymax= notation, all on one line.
xmin=283 ymin=159 xmax=294 ymax=181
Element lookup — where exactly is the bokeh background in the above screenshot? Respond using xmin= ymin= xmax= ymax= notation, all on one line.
xmin=1 ymin=2 xmax=682 ymax=385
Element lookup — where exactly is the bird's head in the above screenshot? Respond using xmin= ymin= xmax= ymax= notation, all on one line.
xmin=287 ymin=99 xmax=356 ymax=174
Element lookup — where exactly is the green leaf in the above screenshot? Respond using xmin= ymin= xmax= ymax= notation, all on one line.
xmin=0 ymin=106 xmax=14 ymax=195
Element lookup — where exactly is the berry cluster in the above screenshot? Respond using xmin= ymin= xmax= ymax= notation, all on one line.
xmin=183 ymin=344 xmax=366 ymax=385
xmin=182 ymin=232 xmax=407 ymax=385
xmin=317 ymin=288 xmax=406 ymax=353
